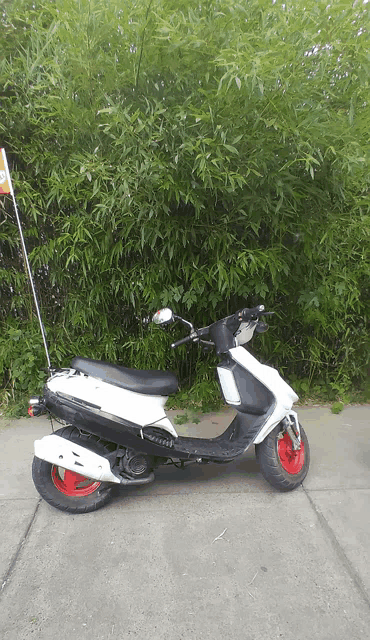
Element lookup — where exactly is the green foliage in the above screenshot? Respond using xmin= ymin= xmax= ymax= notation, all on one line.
xmin=331 ymin=401 xmax=344 ymax=415
xmin=0 ymin=319 xmax=48 ymax=416
xmin=0 ymin=0 xmax=369 ymax=413
xmin=173 ymin=411 xmax=201 ymax=426
xmin=0 ymin=320 xmax=47 ymax=394
xmin=167 ymin=357 xmax=223 ymax=414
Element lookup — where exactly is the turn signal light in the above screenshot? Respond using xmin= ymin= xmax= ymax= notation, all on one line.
xmin=28 ymin=397 xmax=46 ymax=417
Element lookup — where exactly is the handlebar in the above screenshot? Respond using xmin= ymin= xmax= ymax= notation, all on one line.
xmin=164 ymin=304 xmax=274 ymax=350
xmin=240 ymin=304 xmax=264 ymax=320
xmin=170 ymin=324 xmax=212 ymax=349
xmin=171 ymin=334 xmax=196 ymax=349
xmin=239 ymin=305 xmax=275 ymax=321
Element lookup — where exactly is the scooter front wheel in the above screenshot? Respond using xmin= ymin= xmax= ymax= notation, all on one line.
xmin=255 ymin=422 xmax=310 ymax=491
xmin=32 ymin=428 xmax=114 ymax=513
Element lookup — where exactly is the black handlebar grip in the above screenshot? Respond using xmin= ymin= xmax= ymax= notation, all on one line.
xmin=170 ymin=335 xmax=194 ymax=349
xmin=242 ymin=304 xmax=265 ymax=320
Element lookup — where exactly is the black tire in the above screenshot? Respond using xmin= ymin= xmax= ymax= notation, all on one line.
xmin=255 ymin=422 xmax=310 ymax=491
xmin=32 ymin=427 xmax=114 ymax=513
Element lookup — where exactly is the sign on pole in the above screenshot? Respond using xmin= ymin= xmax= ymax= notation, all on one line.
xmin=0 ymin=148 xmax=12 ymax=194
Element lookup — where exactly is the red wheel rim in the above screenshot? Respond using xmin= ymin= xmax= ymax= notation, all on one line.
xmin=278 ymin=432 xmax=305 ymax=474
xmin=51 ymin=466 xmax=101 ymax=497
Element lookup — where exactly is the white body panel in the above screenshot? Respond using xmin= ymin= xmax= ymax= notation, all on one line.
xmin=217 ymin=367 xmax=241 ymax=404
xmin=228 ymin=347 xmax=299 ymax=444
xmin=45 ymin=347 xmax=299 ymax=448
xmin=46 ymin=371 xmax=178 ymax=438
xmin=34 ymin=434 xmax=121 ymax=483
xmin=234 ymin=321 xmax=256 ymax=347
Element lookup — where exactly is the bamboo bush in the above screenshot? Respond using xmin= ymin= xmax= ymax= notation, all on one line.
xmin=0 ymin=0 xmax=369 ymax=411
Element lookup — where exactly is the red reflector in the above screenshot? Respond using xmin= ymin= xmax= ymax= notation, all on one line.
xmin=28 ymin=406 xmax=34 ymax=417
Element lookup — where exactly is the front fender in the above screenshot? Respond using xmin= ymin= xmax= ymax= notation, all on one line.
xmin=253 ymin=409 xmax=300 ymax=444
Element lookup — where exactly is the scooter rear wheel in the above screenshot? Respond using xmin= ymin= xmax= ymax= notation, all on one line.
xmin=32 ymin=428 xmax=114 ymax=513
xmin=255 ymin=422 xmax=310 ymax=491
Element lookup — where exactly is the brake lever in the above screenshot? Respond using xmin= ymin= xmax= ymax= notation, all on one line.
xmin=199 ymin=339 xmax=215 ymax=353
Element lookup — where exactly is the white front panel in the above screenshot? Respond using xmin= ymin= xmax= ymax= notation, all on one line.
xmin=228 ymin=347 xmax=299 ymax=444
xmin=217 ymin=367 xmax=241 ymax=405
xmin=234 ymin=322 xmax=256 ymax=346
xmin=46 ymin=371 xmax=178 ymax=437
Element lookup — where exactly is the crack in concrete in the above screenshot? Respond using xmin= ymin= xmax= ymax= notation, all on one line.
xmin=303 ymin=486 xmax=370 ymax=608
xmin=0 ymin=498 xmax=41 ymax=596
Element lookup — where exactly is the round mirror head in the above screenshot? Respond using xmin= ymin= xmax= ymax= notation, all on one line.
xmin=152 ymin=308 xmax=174 ymax=325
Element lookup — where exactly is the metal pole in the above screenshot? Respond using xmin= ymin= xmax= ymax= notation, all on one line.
xmin=2 ymin=151 xmax=52 ymax=372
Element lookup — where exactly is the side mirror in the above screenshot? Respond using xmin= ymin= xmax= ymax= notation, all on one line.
xmin=152 ymin=308 xmax=174 ymax=326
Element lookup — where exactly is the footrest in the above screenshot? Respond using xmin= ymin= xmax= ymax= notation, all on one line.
xmin=142 ymin=427 xmax=175 ymax=448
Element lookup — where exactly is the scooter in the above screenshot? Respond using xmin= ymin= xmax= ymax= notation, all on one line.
xmin=29 ymin=304 xmax=310 ymax=513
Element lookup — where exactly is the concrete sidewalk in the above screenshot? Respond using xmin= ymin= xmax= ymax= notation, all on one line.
xmin=0 ymin=406 xmax=369 ymax=640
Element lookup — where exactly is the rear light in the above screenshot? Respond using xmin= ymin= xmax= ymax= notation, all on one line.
xmin=28 ymin=396 xmax=46 ymax=417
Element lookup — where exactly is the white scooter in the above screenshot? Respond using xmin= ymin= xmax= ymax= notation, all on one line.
xmin=30 ymin=304 xmax=310 ymax=513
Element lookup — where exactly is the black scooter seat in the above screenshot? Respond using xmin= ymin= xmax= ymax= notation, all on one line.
xmin=71 ymin=357 xmax=178 ymax=396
